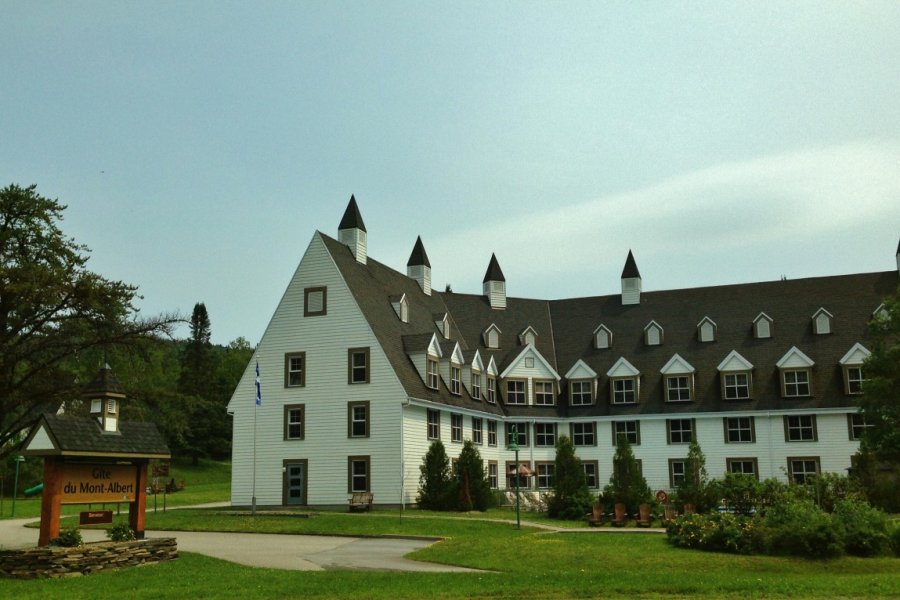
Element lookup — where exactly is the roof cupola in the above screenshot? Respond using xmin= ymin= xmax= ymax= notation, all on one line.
xmin=621 ymin=250 xmax=642 ymax=305
xmin=407 ymin=236 xmax=432 ymax=295
xmin=338 ymin=194 xmax=367 ymax=264
xmin=482 ymin=253 xmax=506 ymax=309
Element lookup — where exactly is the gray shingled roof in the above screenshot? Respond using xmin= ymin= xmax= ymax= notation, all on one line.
xmin=321 ymin=231 xmax=897 ymax=418
xmin=27 ymin=413 xmax=170 ymax=457
xmin=82 ymin=364 xmax=127 ymax=398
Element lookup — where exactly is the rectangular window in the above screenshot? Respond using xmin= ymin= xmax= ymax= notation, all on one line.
xmin=723 ymin=372 xmax=750 ymax=400
xmin=427 ymin=409 xmax=440 ymax=440
xmin=472 ymin=372 xmax=482 ymax=400
xmin=284 ymin=352 xmax=305 ymax=387
xmin=426 ymin=358 xmax=439 ymax=389
xmin=724 ymin=417 xmax=755 ymax=443
xmin=848 ymin=413 xmax=870 ymax=441
xmin=788 ymin=457 xmax=820 ymax=484
xmin=534 ymin=423 xmax=556 ymax=447
xmin=782 ymin=370 xmax=811 ymax=397
xmin=487 ymin=420 xmax=497 ymax=446
xmin=450 ymin=364 xmax=461 ymax=395
xmin=347 ymin=348 xmax=370 ymax=384
xmin=284 ymin=404 xmax=304 ymax=440
xmin=667 ymin=419 xmax=694 ymax=444
xmin=569 ymin=380 xmax=593 ymax=405
xmin=612 ymin=378 xmax=637 ymax=404
xmin=669 ymin=459 xmax=686 ymax=488
xmin=666 ymin=375 xmax=691 ymax=402
xmin=506 ymin=380 xmax=526 ymax=404
xmin=488 ymin=461 xmax=498 ymax=489
xmin=304 ymin=286 xmax=327 ymax=317
xmin=472 ymin=417 xmax=483 ymax=445
xmin=534 ymin=380 xmax=555 ymax=406
xmin=582 ymin=460 xmax=599 ymax=488
xmin=348 ymin=401 xmax=369 ymax=438
xmin=845 ymin=366 xmax=864 ymax=395
xmin=451 ymin=413 xmax=463 ymax=442
xmin=571 ymin=422 xmax=596 ymax=446
xmin=487 ymin=376 xmax=497 ymax=403
xmin=536 ymin=462 xmax=555 ymax=489
xmin=348 ymin=456 xmax=370 ymax=493
xmin=727 ymin=458 xmax=759 ymax=479
xmin=613 ymin=420 xmax=640 ymax=446
xmin=506 ymin=422 xmax=528 ymax=447
xmin=785 ymin=415 xmax=817 ymax=442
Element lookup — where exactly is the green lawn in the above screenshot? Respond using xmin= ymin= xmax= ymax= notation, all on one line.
xmin=4 ymin=460 xmax=899 ymax=599
xmin=5 ymin=508 xmax=899 ymax=599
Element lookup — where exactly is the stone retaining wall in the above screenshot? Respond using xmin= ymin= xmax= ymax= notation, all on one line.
xmin=0 ymin=537 xmax=177 ymax=579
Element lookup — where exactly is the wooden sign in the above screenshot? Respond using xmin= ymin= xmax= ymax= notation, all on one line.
xmin=60 ymin=464 xmax=137 ymax=504
xmin=152 ymin=463 xmax=169 ymax=477
xmin=79 ymin=510 xmax=113 ymax=525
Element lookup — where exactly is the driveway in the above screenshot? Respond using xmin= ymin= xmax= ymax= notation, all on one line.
xmin=0 ymin=517 xmax=477 ymax=572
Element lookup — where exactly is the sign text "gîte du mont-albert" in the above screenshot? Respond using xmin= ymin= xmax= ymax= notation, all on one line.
xmin=60 ymin=464 xmax=137 ymax=504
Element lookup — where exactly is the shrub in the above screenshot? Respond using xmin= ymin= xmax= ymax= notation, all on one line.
xmin=891 ymin=523 xmax=900 ymax=557
xmin=764 ymin=498 xmax=844 ymax=558
xmin=833 ymin=498 xmax=891 ymax=557
xmin=602 ymin=438 xmax=652 ymax=515
xmin=417 ymin=440 xmax=454 ymax=510
xmin=455 ymin=440 xmax=492 ymax=511
xmin=718 ymin=473 xmax=761 ymax=516
xmin=51 ymin=526 xmax=83 ymax=547
xmin=106 ymin=521 xmax=137 ymax=542
xmin=547 ymin=436 xmax=594 ymax=520
xmin=666 ymin=512 xmax=757 ymax=554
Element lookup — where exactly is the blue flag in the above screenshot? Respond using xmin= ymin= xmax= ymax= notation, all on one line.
xmin=255 ymin=361 xmax=262 ymax=406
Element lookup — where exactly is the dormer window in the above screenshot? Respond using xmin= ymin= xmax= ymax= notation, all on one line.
xmin=753 ymin=312 xmax=774 ymax=339
xmin=873 ymin=304 xmax=889 ymax=322
xmin=434 ymin=313 xmax=451 ymax=339
xmin=483 ymin=324 xmax=501 ymax=349
xmin=839 ymin=343 xmax=870 ymax=395
xmin=660 ymin=354 xmax=695 ymax=402
xmin=519 ymin=326 xmax=538 ymax=346
xmin=450 ymin=364 xmax=461 ymax=395
xmin=426 ymin=358 xmax=439 ymax=389
xmin=776 ymin=347 xmax=815 ymax=398
xmin=534 ymin=380 xmax=555 ymax=406
xmin=697 ymin=317 xmax=717 ymax=343
xmin=486 ymin=376 xmax=497 ymax=403
xmin=593 ymin=324 xmax=612 ymax=349
xmin=390 ymin=294 xmax=409 ymax=323
xmin=569 ymin=380 xmax=593 ymax=405
xmin=812 ymin=308 xmax=834 ymax=335
xmin=718 ymin=350 xmax=754 ymax=400
xmin=471 ymin=371 xmax=482 ymax=400
xmin=506 ymin=380 xmax=526 ymax=404
xmin=607 ymin=357 xmax=640 ymax=405
xmin=644 ymin=321 xmax=663 ymax=346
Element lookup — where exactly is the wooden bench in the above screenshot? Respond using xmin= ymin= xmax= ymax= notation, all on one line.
xmin=348 ymin=492 xmax=373 ymax=512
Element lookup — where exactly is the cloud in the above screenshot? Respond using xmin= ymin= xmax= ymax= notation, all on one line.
xmin=427 ymin=140 xmax=900 ymax=298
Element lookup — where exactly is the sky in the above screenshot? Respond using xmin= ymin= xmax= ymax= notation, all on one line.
xmin=3 ymin=1 xmax=899 ymax=346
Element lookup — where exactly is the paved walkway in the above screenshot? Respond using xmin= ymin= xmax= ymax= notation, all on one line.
xmin=0 ymin=512 xmax=476 ymax=572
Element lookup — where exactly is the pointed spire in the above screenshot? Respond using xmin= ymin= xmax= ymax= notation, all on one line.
xmin=407 ymin=236 xmax=432 ymax=295
xmin=621 ymin=250 xmax=641 ymax=279
xmin=407 ymin=236 xmax=431 ymax=267
xmin=482 ymin=253 xmax=506 ymax=283
xmin=338 ymin=194 xmax=368 ymax=264
xmin=339 ymin=194 xmax=367 ymax=232
xmin=82 ymin=362 xmax=127 ymax=399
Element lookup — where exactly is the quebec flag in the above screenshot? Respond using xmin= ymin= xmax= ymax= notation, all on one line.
xmin=255 ymin=361 xmax=262 ymax=406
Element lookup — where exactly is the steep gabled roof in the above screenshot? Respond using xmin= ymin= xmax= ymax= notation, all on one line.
xmin=621 ymin=250 xmax=641 ymax=278
xmin=23 ymin=413 xmax=170 ymax=458
xmin=407 ymin=236 xmax=431 ymax=267
xmin=483 ymin=253 xmax=506 ymax=282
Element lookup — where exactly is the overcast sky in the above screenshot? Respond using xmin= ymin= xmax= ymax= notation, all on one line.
xmin=3 ymin=2 xmax=899 ymax=345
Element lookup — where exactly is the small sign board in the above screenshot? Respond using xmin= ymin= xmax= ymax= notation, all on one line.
xmin=152 ymin=463 xmax=169 ymax=477
xmin=79 ymin=510 xmax=113 ymax=525
xmin=60 ymin=464 xmax=137 ymax=504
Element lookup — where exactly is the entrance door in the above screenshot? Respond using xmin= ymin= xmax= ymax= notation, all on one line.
xmin=284 ymin=462 xmax=306 ymax=505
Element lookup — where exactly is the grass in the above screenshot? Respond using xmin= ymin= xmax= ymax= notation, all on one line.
xmin=4 ymin=459 xmax=899 ymax=598
xmin=3 ymin=511 xmax=899 ymax=599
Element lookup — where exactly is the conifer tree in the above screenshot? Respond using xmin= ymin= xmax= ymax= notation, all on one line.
xmin=548 ymin=435 xmax=594 ymax=519
xmin=456 ymin=440 xmax=492 ymax=511
xmin=602 ymin=438 xmax=651 ymax=514
xmin=417 ymin=440 xmax=452 ymax=510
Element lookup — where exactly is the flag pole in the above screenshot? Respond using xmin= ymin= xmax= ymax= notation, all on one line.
xmin=252 ymin=361 xmax=261 ymax=515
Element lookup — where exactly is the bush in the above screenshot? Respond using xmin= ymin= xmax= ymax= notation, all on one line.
xmin=106 ymin=521 xmax=136 ymax=542
xmin=455 ymin=440 xmax=492 ymax=511
xmin=666 ymin=512 xmax=757 ymax=554
xmin=417 ymin=440 xmax=454 ymax=510
xmin=51 ymin=526 xmax=83 ymax=547
xmin=891 ymin=523 xmax=900 ymax=557
xmin=718 ymin=473 xmax=761 ymax=516
xmin=764 ymin=498 xmax=844 ymax=558
xmin=833 ymin=498 xmax=892 ymax=557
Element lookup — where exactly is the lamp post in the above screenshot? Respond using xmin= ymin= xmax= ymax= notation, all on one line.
xmin=12 ymin=455 xmax=25 ymax=518
xmin=506 ymin=424 xmax=520 ymax=530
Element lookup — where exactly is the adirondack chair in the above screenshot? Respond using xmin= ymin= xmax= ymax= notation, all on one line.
xmin=611 ymin=502 xmax=628 ymax=527
xmin=662 ymin=505 xmax=678 ymax=526
xmin=636 ymin=503 xmax=652 ymax=527
xmin=588 ymin=503 xmax=604 ymax=527
xmin=683 ymin=503 xmax=696 ymax=515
